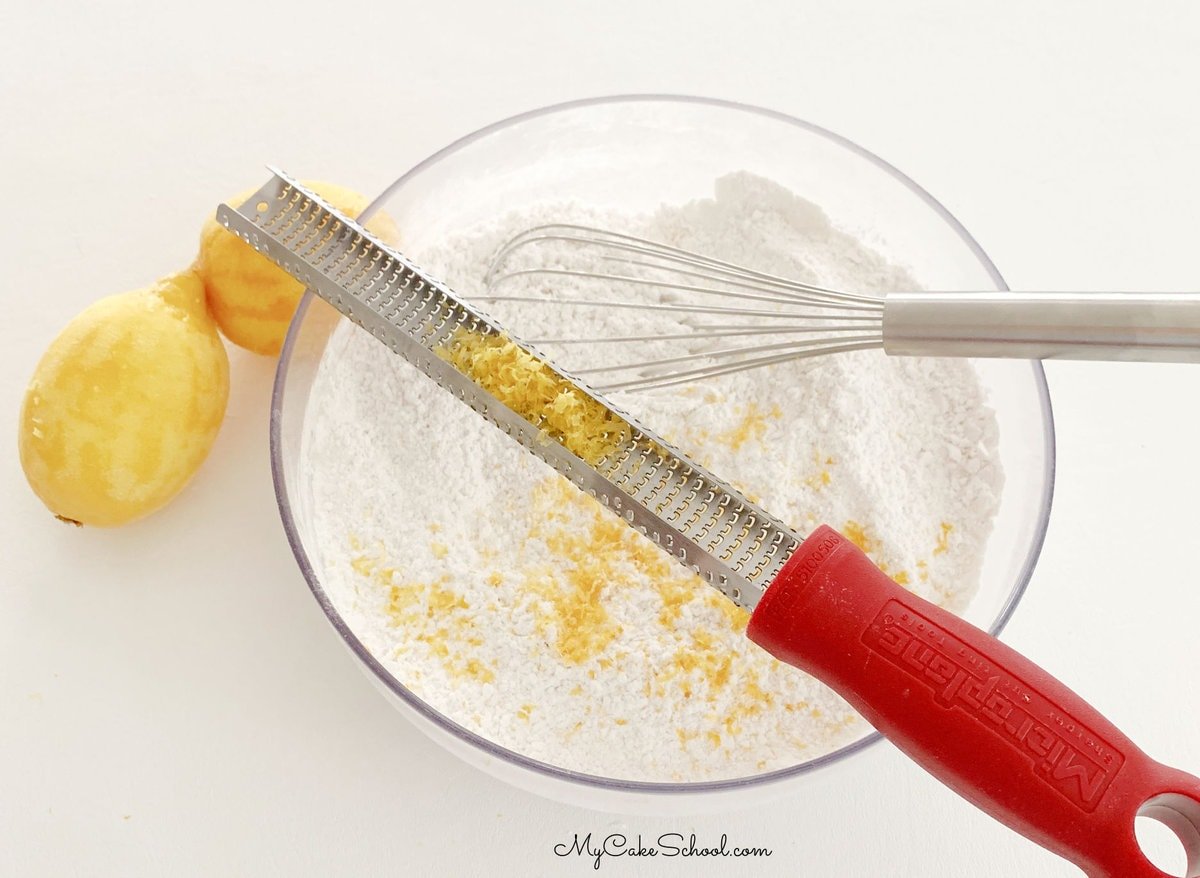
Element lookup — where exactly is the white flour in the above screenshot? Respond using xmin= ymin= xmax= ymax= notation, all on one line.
xmin=302 ymin=172 xmax=1004 ymax=782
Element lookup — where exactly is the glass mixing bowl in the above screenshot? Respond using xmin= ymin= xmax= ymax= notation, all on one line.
xmin=271 ymin=96 xmax=1055 ymax=814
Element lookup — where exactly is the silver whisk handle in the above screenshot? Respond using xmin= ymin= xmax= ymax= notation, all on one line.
xmin=881 ymin=292 xmax=1200 ymax=362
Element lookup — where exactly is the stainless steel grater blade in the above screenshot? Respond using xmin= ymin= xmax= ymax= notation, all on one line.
xmin=216 ymin=169 xmax=801 ymax=608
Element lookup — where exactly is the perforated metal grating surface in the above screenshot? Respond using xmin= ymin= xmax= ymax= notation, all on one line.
xmin=217 ymin=170 xmax=803 ymax=608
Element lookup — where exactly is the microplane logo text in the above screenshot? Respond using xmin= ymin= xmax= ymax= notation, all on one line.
xmin=863 ymin=601 xmax=1122 ymax=811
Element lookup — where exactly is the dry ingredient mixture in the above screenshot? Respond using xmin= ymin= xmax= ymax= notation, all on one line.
xmin=303 ymin=172 xmax=1004 ymax=782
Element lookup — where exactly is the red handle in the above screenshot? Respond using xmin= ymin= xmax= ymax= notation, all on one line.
xmin=747 ymin=525 xmax=1200 ymax=878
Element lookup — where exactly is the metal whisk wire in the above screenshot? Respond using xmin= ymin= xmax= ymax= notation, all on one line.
xmin=479 ymin=224 xmax=886 ymax=391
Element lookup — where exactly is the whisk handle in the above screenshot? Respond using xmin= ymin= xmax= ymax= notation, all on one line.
xmin=882 ymin=291 xmax=1200 ymax=362
xmin=748 ymin=525 xmax=1200 ymax=878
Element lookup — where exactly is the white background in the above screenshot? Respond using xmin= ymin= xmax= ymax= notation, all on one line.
xmin=3 ymin=2 xmax=1199 ymax=876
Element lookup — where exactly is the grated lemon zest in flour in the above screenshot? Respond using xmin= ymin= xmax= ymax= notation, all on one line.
xmin=804 ymin=450 xmax=837 ymax=491
xmin=841 ymin=519 xmax=878 ymax=554
xmin=309 ymin=173 xmax=1005 ymax=782
xmin=524 ymin=478 xmax=728 ymax=665
xmin=715 ymin=401 xmax=781 ymax=451
xmin=349 ymin=542 xmax=495 ymax=684
xmin=933 ymin=521 xmax=955 ymax=555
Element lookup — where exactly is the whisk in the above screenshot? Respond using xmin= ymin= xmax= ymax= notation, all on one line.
xmin=480 ymin=224 xmax=1200 ymax=391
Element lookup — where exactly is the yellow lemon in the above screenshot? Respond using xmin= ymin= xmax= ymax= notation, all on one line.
xmin=19 ymin=270 xmax=230 ymax=526
xmin=196 ymin=180 xmax=399 ymax=356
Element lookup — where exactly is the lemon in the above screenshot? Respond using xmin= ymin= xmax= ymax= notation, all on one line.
xmin=196 ymin=180 xmax=399 ymax=356
xmin=18 ymin=270 xmax=230 ymax=526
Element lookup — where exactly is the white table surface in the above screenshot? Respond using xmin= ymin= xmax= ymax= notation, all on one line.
xmin=3 ymin=2 xmax=1199 ymax=875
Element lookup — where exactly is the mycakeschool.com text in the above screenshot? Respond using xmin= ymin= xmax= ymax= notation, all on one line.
xmin=553 ymin=832 xmax=773 ymax=869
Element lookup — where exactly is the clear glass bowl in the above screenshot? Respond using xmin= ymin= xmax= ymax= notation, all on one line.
xmin=271 ymin=96 xmax=1055 ymax=814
